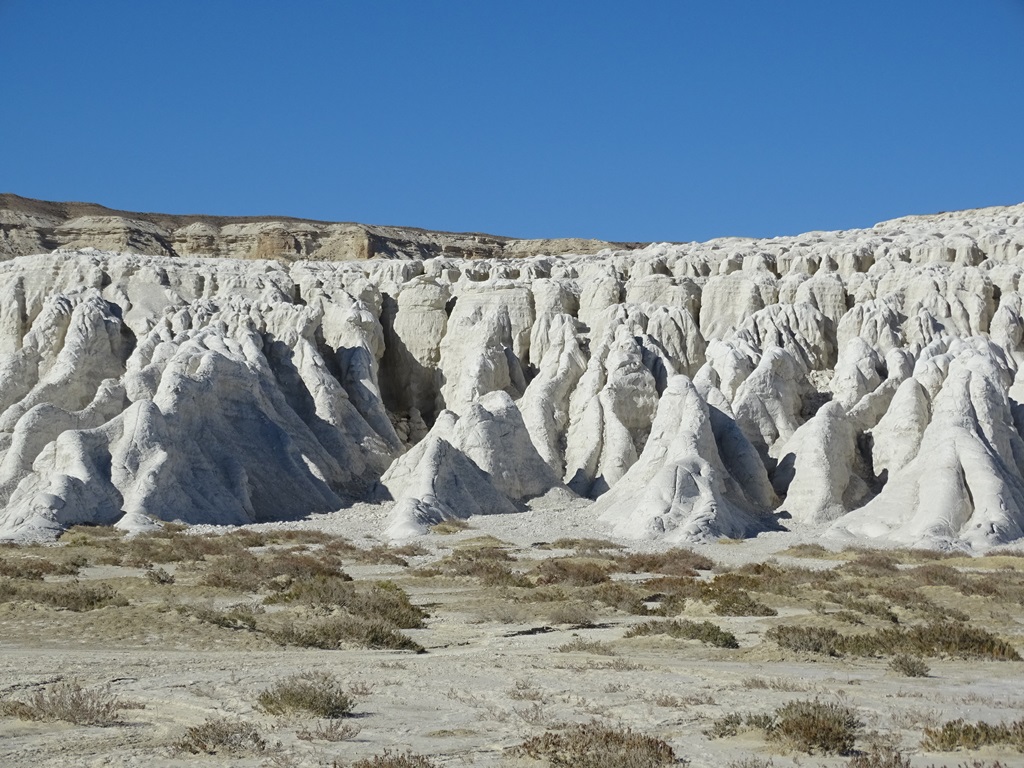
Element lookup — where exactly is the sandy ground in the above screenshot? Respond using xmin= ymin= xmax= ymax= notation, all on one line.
xmin=1 ymin=501 xmax=1023 ymax=767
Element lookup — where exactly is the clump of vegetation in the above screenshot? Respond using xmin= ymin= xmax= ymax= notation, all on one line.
xmin=921 ymin=718 xmax=1024 ymax=752
xmin=350 ymin=751 xmax=439 ymax=768
xmin=180 ymin=601 xmax=264 ymax=631
xmin=0 ymin=555 xmax=82 ymax=580
xmin=768 ymin=699 xmax=861 ymax=755
xmin=537 ymin=538 xmax=624 ymax=555
xmin=556 ymin=637 xmax=616 ymax=655
xmin=889 ymin=653 xmax=930 ymax=677
xmin=766 ymin=621 xmax=1020 ymax=661
xmin=625 ymin=619 xmax=739 ymax=648
xmin=613 ymin=548 xmax=715 ymax=576
xmin=271 ymin=616 xmax=424 ymax=652
xmin=429 ymin=519 xmax=471 ymax=534
xmin=707 ymin=699 xmax=861 ymax=755
xmin=0 ymin=579 xmax=128 ymax=612
xmin=257 ymin=671 xmax=354 ymax=718
xmin=416 ymin=547 xmax=530 ymax=587
xmin=295 ymin=718 xmax=361 ymax=742
xmin=272 ymin=578 xmax=426 ymax=628
xmin=509 ymin=722 xmax=677 ymax=767
xmin=547 ymin=601 xmax=597 ymax=626
xmin=0 ymin=680 xmax=135 ymax=725
xmin=174 ymin=717 xmax=268 ymax=755
xmin=848 ymin=743 xmax=912 ymax=768
xmin=536 ymin=558 xmax=614 ymax=586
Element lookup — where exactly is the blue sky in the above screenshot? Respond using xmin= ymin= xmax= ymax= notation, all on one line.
xmin=2 ymin=1 xmax=1023 ymax=242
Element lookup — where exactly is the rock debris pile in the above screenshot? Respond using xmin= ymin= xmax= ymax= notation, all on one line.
xmin=2 ymin=202 xmax=1024 ymax=549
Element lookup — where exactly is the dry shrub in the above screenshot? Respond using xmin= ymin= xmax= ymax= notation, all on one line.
xmin=350 ymin=751 xmax=438 ymax=768
xmin=556 ymin=637 xmax=615 ymax=655
xmin=257 ymin=671 xmax=354 ymax=718
xmin=908 ymin=564 xmax=971 ymax=590
xmin=625 ymin=619 xmax=739 ymax=648
xmin=296 ymin=718 xmax=361 ymax=742
xmin=768 ymin=621 xmax=1019 ymax=661
xmin=547 ymin=602 xmax=597 ymax=626
xmin=274 ymin=578 xmax=425 ymax=628
xmin=0 ymin=680 xmax=135 ymax=725
xmin=181 ymin=601 xmax=263 ymax=631
xmin=849 ymin=744 xmax=912 ymax=768
xmin=586 ymin=582 xmax=652 ymax=615
xmin=780 ymin=543 xmax=832 ymax=558
xmin=429 ymin=519 xmax=470 ymax=534
xmin=174 ymin=717 xmax=267 ymax=755
xmin=614 ymin=548 xmax=714 ymax=576
xmin=889 ymin=653 xmax=930 ymax=677
xmin=921 ymin=718 xmax=1024 ymax=752
xmin=271 ymin=616 xmax=423 ymax=652
xmin=840 ymin=553 xmax=900 ymax=576
xmin=536 ymin=558 xmax=613 ymax=586
xmin=510 ymin=722 xmax=676 ymax=767
xmin=539 ymin=538 xmax=624 ymax=555
xmin=419 ymin=547 xmax=530 ymax=587
xmin=707 ymin=588 xmax=777 ymax=617
xmin=0 ymin=556 xmax=82 ymax=580
xmin=768 ymin=699 xmax=861 ymax=755
xmin=0 ymin=579 xmax=128 ymax=612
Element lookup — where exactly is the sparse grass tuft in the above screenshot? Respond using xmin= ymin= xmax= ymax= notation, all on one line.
xmin=848 ymin=743 xmax=912 ymax=768
xmin=350 ymin=752 xmax=438 ymax=768
xmin=614 ymin=548 xmax=715 ymax=576
xmin=0 ymin=680 xmax=135 ymax=725
xmin=510 ymin=722 xmax=676 ymax=767
xmin=556 ymin=637 xmax=616 ymax=655
xmin=257 ymin=671 xmax=354 ymax=718
xmin=174 ymin=717 xmax=267 ymax=755
xmin=296 ymin=718 xmax=361 ymax=742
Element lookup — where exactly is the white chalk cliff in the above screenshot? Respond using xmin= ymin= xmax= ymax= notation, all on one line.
xmin=3 ymin=198 xmax=1024 ymax=550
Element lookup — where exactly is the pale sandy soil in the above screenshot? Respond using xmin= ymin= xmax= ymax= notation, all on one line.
xmin=1 ymin=501 xmax=1023 ymax=767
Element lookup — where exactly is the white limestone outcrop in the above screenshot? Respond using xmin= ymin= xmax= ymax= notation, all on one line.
xmin=2 ymin=200 xmax=1024 ymax=549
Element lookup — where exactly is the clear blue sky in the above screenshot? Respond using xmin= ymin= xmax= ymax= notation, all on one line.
xmin=2 ymin=1 xmax=1023 ymax=242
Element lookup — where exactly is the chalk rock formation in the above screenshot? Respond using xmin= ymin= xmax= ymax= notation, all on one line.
xmin=2 ymin=198 xmax=1024 ymax=549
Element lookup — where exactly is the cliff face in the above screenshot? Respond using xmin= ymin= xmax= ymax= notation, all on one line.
xmin=0 ymin=194 xmax=635 ymax=262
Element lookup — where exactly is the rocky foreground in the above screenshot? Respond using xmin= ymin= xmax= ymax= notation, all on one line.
xmin=2 ymin=200 xmax=1024 ymax=549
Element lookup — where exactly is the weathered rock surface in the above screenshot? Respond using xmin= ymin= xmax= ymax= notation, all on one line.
xmin=3 ymin=197 xmax=1024 ymax=550
xmin=0 ymin=193 xmax=634 ymax=263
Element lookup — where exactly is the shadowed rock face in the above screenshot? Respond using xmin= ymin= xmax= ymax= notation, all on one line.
xmin=2 ymin=198 xmax=1024 ymax=550
xmin=0 ymin=194 xmax=637 ymax=263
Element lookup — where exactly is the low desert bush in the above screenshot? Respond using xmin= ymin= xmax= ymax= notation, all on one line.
xmin=272 ymin=578 xmax=425 ymax=628
xmin=181 ymin=601 xmax=263 ymax=631
xmin=296 ymin=718 xmax=361 ymax=742
xmin=429 ymin=519 xmax=470 ymax=534
xmin=174 ymin=717 xmax=267 ymax=755
xmin=271 ymin=616 xmax=423 ymax=652
xmin=625 ymin=619 xmax=739 ymax=648
xmin=0 ymin=680 xmax=135 ymax=725
xmin=768 ymin=699 xmax=862 ymax=755
xmin=556 ymin=637 xmax=616 ymax=655
xmin=509 ymin=722 xmax=676 ymax=767
xmin=921 ymin=718 xmax=1024 ymax=752
xmin=257 ymin=671 xmax=354 ymax=718
xmin=0 ymin=579 xmax=128 ymax=612
xmin=849 ymin=743 xmax=912 ymax=768
xmin=536 ymin=558 xmax=613 ymax=586
xmin=614 ymin=548 xmax=715 ymax=576
xmin=767 ymin=621 xmax=1019 ymax=661
xmin=889 ymin=653 xmax=930 ymax=677
xmin=349 ymin=751 xmax=438 ymax=768
xmin=538 ymin=538 xmax=624 ymax=555
xmin=547 ymin=601 xmax=597 ymax=625
xmin=0 ymin=556 xmax=81 ymax=580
